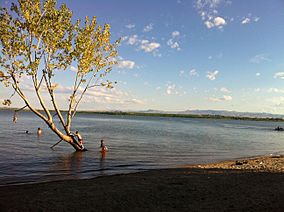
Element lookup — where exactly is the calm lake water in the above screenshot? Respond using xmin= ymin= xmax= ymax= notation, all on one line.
xmin=0 ymin=110 xmax=283 ymax=185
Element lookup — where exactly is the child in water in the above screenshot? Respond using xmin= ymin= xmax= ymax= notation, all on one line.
xmin=37 ymin=128 xmax=42 ymax=136
xmin=75 ymin=131 xmax=84 ymax=149
xmin=100 ymin=139 xmax=108 ymax=152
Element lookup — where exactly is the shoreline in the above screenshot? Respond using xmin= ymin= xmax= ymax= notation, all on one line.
xmin=1 ymin=108 xmax=284 ymax=122
xmin=1 ymin=153 xmax=282 ymax=187
xmin=1 ymin=155 xmax=283 ymax=211
xmin=186 ymin=154 xmax=284 ymax=172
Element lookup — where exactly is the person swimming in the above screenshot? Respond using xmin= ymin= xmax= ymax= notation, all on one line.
xmin=100 ymin=139 xmax=108 ymax=152
xmin=13 ymin=114 xmax=17 ymax=123
xmin=37 ymin=128 xmax=42 ymax=136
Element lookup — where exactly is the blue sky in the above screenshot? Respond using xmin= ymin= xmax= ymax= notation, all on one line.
xmin=1 ymin=0 xmax=284 ymax=114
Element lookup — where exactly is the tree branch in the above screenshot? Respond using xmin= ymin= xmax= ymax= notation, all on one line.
xmin=65 ymin=71 xmax=80 ymax=131
xmin=43 ymin=54 xmax=69 ymax=134
xmin=50 ymin=139 xmax=62 ymax=149
xmin=31 ymin=72 xmax=53 ymax=121
xmin=10 ymin=74 xmax=48 ymax=122
xmin=15 ymin=105 xmax=27 ymax=113
xmin=71 ymin=73 xmax=97 ymax=118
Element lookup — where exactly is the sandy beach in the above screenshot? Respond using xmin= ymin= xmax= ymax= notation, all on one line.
xmin=0 ymin=155 xmax=283 ymax=212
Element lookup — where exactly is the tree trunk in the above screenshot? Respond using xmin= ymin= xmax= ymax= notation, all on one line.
xmin=69 ymin=136 xmax=87 ymax=151
xmin=46 ymin=121 xmax=87 ymax=151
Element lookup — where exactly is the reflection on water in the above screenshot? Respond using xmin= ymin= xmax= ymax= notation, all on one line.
xmin=57 ymin=152 xmax=84 ymax=176
xmin=0 ymin=110 xmax=284 ymax=185
xmin=99 ymin=151 xmax=107 ymax=173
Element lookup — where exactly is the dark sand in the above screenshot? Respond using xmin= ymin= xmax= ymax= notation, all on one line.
xmin=0 ymin=156 xmax=283 ymax=212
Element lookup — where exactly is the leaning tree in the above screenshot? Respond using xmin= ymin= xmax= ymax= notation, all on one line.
xmin=0 ymin=0 xmax=120 ymax=151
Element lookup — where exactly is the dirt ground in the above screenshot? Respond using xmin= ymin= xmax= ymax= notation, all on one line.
xmin=0 ymin=156 xmax=283 ymax=212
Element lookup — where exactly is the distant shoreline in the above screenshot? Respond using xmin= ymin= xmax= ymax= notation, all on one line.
xmin=1 ymin=107 xmax=284 ymax=122
xmin=80 ymin=111 xmax=284 ymax=122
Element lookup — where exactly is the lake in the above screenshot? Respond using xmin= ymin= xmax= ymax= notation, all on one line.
xmin=0 ymin=110 xmax=283 ymax=185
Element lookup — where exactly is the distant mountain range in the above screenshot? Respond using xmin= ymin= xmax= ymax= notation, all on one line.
xmin=1 ymin=107 xmax=284 ymax=119
xmin=140 ymin=109 xmax=284 ymax=119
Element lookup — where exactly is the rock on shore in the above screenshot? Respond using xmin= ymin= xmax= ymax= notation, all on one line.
xmin=192 ymin=155 xmax=284 ymax=172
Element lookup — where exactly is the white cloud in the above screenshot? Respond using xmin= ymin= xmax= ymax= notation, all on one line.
xmin=129 ymin=98 xmax=144 ymax=104
xmin=220 ymin=87 xmax=231 ymax=93
xmin=273 ymin=102 xmax=284 ymax=108
xmin=196 ymin=0 xmax=222 ymax=10
xmin=179 ymin=70 xmax=185 ymax=76
xmin=127 ymin=35 xmax=139 ymax=45
xmin=213 ymin=16 xmax=226 ymax=27
xmin=140 ymin=40 xmax=160 ymax=52
xmin=241 ymin=17 xmax=250 ymax=24
xmin=167 ymin=31 xmax=181 ymax=51
xmin=204 ymin=21 xmax=214 ymax=29
xmin=268 ymin=88 xmax=284 ymax=94
xmin=189 ymin=69 xmax=198 ymax=76
xmin=250 ymin=54 xmax=271 ymax=63
xmin=166 ymin=84 xmax=177 ymax=95
xmin=117 ymin=60 xmax=135 ymax=69
xmin=241 ymin=14 xmax=260 ymax=25
xmin=179 ymin=69 xmax=198 ymax=77
xmin=172 ymin=31 xmax=180 ymax=38
xmin=274 ymin=72 xmax=284 ymax=79
xmin=126 ymin=35 xmax=161 ymax=55
xmin=209 ymin=95 xmax=232 ymax=102
xmin=254 ymin=17 xmax=260 ymax=22
xmin=167 ymin=39 xmax=180 ymax=50
xmin=82 ymin=87 xmax=145 ymax=106
xmin=268 ymin=96 xmax=284 ymax=108
xmin=256 ymin=72 xmax=261 ymax=76
xmin=208 ymin=52 xmax=223 ymax=60
xmin=165 ymin=83 xmax=186 ymax=96
xmin=195 ymin=0 xmax=228 ymax=29
xmin=205 ymin=16 xmax=226 ymax=29
xmin=125 ymin=24 xmax=135 ymax=29
xmin=70 ymin=66 xmax=78 ymax=72
xmin=206 ymin=70 xmax=219 ymax=80
xmin=143 ymin=23 xmax=154 ymax=32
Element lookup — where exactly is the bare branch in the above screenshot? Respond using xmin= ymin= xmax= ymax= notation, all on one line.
xmin=71 ymin=73 xmax=99 ymax=118
xmin=10 ymin=74 xmax=48 ymax=122
xmin=15 ymin=105 xmax=27 ymax=113
xmin=36 ymin=73 xmax=44 ymax=91
xmin=50 ymin=139 xmax=62 ymax=149
xmin=87 ymin=84 xmax=101 ymax=89
xmin=43 ymin=54 xmax=69 ymax=134
xmin=12 ymin=105 xmax=28 ymax=123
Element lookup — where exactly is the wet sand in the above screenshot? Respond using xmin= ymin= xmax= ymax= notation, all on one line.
xmin=0 ymin=155 xmax=283 ymax=212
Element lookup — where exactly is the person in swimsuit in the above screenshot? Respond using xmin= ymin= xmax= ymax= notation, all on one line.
xmin=100 ymin=139 xmax=108 ymax=152
xmin=37 ymin=128 xmax=42 ymax=136
xmin=75 ymin=131 xmax=84 ymax=149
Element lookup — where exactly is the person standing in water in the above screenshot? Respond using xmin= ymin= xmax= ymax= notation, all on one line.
xmin=75 ymin=131 xmax=84 ymax=149
xmin=13 ymin=113 xmax=17 ymax=123
xmin=37 ymin=128 xmax=42 ymax=136
xmin=100 ymin=139 xmax=108 ymax=152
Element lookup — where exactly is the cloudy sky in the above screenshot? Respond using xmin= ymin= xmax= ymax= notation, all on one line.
xmin=1 ymin=0 xmax=284 ymax=114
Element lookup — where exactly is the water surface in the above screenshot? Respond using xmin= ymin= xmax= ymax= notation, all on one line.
xmin=0 ymin=110 xmax=283 ymax=185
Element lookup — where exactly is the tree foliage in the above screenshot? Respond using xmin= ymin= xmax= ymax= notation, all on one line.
xmin=0 ymin=0 xmax=120 ymax=151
